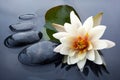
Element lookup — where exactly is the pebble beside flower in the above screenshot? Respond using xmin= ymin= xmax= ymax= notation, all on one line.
xmin=52 ymin=11 xmax=115 ymax=71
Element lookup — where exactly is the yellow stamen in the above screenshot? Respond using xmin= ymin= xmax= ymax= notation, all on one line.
xmin=71 ymin=34 xmax=89 ymax=53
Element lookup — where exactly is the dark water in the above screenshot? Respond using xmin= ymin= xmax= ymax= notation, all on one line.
xmin=0 ymin=0 xmax=120 ymax=80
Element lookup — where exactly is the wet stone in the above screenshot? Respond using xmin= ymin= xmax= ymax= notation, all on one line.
xmin=9 ymin=21 xmax=35 ymax=32
xmin=19 ymin=14 xmax=36 ymax=20
xmin=18 ymin=41 xmax=62 ymax=65
xmin=4 ymin=31 xmax=42 ymax=48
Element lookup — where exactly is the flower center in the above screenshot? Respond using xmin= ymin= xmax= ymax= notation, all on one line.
xmin=72 ymin=34 xmax=89 ymax=52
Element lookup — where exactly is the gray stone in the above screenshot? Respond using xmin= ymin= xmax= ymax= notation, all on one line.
xmin=18 ymin=41 xmax=62 ymax=65
xmin=4 ymin=31 xmax=42 ymax=47
xmin=19 ymin=14 xmax=36 ymax=20
xmin=9 ymin=21 xmax=35 ymax=32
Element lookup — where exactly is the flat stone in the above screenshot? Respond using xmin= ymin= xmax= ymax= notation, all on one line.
xmin=18 ymin=41 xmax=62 ymax=65
xmin=4 ymin=31 xmax=42 ymax=48
xmin=9 ymin=21 xmax=35 ymax=32
xmin=19 ymin=14 xmax=36 ymax=20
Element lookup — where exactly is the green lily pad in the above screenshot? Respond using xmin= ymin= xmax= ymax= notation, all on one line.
xmin=44 ymin=5 xmax=80 ymax=42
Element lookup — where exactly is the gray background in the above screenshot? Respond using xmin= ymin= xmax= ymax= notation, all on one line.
xmin=0 ymin=0 xmax=119 ymax=80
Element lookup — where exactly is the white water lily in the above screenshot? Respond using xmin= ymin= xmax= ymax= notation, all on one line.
xmin=52 ymin=11 xmax=115 ymax=71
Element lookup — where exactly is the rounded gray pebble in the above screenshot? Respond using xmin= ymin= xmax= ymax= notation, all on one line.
xmin=18 ymin=41 xmax=62 ymax=65
xmin=4 ymin=31 xmax=42 ymax=47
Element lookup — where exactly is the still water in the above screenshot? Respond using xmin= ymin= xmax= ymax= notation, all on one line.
xmin=0 ymin=0 xmax=120 ymax=80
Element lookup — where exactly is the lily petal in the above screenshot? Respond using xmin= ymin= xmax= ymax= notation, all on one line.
xmin=64 ymin=23 xmax=77 ymax=35
xmin=60 ymin=46 xmax=70 ymax=55
xmin=67 ymin=52 xmax=86 ymax=64
xmin=70 ymin=11 xmax=82 ymax=28
xmin=52 ymin=23 xmax=65 ymax=32
xmin=93 ymin=12 xmax=103 ymax=27
xmin=53 ymin=32 xmax=69 ymax=39
xmin=77 ymin=58 xmax=86 ymax=72
xmin=94 ymin=50 xmax=103 ymax=65
xmin=92 ymin=40 xmax=107 ymax=50
xmin=77 ymin=27 xmax=86 ymax=37
xmin=54 ymin=44 xmax=63 ymax=52
xmin=89 ymin=25 xmax=106 ymax=40
xmin=88 ymin=42 xmax=93 ymax=50
xmin=83 ymin=16 xmax=93 ymax=32
xmin=103 ymin=40 xmax=116 ymax=48
xmin=86 ymin=50 xmax=95 ymax=61
xmin=68 ymin=50 xmax=76 ymax=57
xmin=60 ymin=36 xmax=74 ymax=46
